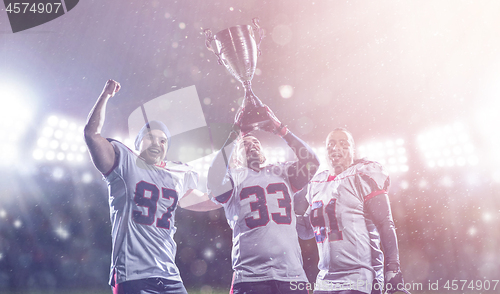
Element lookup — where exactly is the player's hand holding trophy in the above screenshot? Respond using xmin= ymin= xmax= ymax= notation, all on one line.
xmin=206 ymin=18 xmax=283 ymax=136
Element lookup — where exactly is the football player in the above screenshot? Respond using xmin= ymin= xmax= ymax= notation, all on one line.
xmin=84 ymin=80 xmax=219 ymax=294
xmin=296 ymin=128 xmax=407 ymax=294
xmin=206 ymin=106 xmax=320 ymax=294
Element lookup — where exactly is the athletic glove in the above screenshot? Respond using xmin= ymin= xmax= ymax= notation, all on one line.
xmin=385 ymin=270 xmax=410 ymax=294
xmin=262 ymin=105 xmax=288 ymax=136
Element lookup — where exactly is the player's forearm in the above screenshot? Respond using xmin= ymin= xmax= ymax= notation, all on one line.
xmin=83 ymin=80 xmax=120 ymax=174
xmin=293 ymin=186 xmax=309 ymax=216
xmin=296 ymin=214 xmax=315 ymax=240
xmin=84 ymin=93 xmax=111 ymax=139
xmin=179 ymin=189 xmax=221 ymax=211
xmin=206 ymin=131 xmax=238 ymax=198
xmin=282 ymin=131 xmax=319 ymax=190
xmin=366 ymin=194 xmax=401 ymax=269
xmin=282 ymin=131 xmax=319 ymax=170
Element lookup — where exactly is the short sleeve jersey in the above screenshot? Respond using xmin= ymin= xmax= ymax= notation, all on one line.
xmin=104 ymin=140 xmax=198 ymax=285
xmin=305 ymin=159 xmax=389 ymax=293
xmin=212 ymin=162 xmax=308 ymax=284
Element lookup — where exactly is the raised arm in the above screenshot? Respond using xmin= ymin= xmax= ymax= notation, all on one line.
xmin=283 ymin=132 xmax=320 ymax=192
xmin=84 ymin=80 xmax=120 ymax=174
xmin=261 ymin=106 xmax=320 ymax=191
xmin=206 ymin=130 xmax=239 ymax=203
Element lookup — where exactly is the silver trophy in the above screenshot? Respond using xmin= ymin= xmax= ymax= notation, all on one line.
xmin=205 ymin=18 xmax=270 ymax=133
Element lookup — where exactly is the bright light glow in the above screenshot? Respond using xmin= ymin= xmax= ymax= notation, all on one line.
xmin=49 ymin=140 xmax=59 ymax=149
xmin=34 ymin=115 xmax=87 ymax=164
xmin=46 ymin=151 xmax=55 ymax=161
xmin=82 ymin=172 xmax=93 ymax=183
xmin=262 ymin=147 xmax=291 ymax=164
xmin=357 ymin=138 xmax=408 ymax=173
xmin=54 ymin=130 xmax=64 ymax=139
xmin=279 ymin=85 xmax=294 ymax=99
xmin=52 ymin=167 xmax=64 ymax=179
xmin=482 ymin=212 xmax=493 ymax=223
xmin=57 ymin=152 xmax=65 ymax=161
xmin=468 ymin=155 xmax=479 ymax=165
xmin=48 ymin=115 xmax=58 ymax=126
xmin=59 ymin=119 xmax=68 ymax=129
xmin=0 ymin=80 xmax=36 ymax=166
xmin=13 ymin=219 xmax=22 ymax=228
xmin=417 ymin=123 xmax=477 ymax=168
xmin=203 ymin=248 xmax=214 ymax=260
xmin=440 ymin=175 xmax=454 ymax=187
xmin=418 ymin=178 xmax=428 ymax=189
xmin=467 ymin=226 xmax=477 ymax=236
xmin=457 ymin=157 xmax=466 ymax=166
xmin=42 ymin=127 xmax=54 ymax=138
xmin=123 ymin=138 xmax=134 ymax=150
xmin=55 ymin=226 xmax=70 ymax=240
xmin=37 ymin=137 xmax=48 ymax=148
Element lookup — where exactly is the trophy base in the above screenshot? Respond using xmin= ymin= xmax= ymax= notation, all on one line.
xmin=238 ymin=106 xmax=271 ymax=134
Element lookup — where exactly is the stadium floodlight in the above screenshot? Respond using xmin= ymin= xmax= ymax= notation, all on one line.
xmin=357 ymin=138 xmax=409 ymax=173
xmin=417 ymin=122 xmax=477 ymax=168
xmin=263 ymin=147 xmax=288 ymax=164
xmin=33 ymin=115 xmax=87 ymax=164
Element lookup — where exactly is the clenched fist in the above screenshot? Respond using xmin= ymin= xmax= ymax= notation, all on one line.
xmin=101 ymin=79 xmax=121 ymax=97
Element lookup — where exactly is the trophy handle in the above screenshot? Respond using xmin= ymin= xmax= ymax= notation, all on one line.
xmin=204 ymin=29 xmax=224 ymax=65
xmin=252 ymin=18 xmax=265 ymax=57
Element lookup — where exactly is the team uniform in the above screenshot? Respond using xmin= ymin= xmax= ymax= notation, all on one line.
xmin=207 ymin=131 xmax=319 ymax=294
xmin=212 ymin=162 xmax=308 ymax=285
xmin=103 ymin=140 xmax=197 ymax=291
xmin=301 ymin=159 xmax=390 ymax=294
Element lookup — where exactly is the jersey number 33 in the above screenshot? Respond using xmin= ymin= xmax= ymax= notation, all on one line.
xmin=240 ymin=182 xmax=292 ymax=229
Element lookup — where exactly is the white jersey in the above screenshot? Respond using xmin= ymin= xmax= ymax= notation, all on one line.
xmin=212 ymin=162 xmax=308 ymax=284
xmin=305 ymin=160 xmax=389 ymax=293
xmin=104 ymin=140 xmax=197 ymax=285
